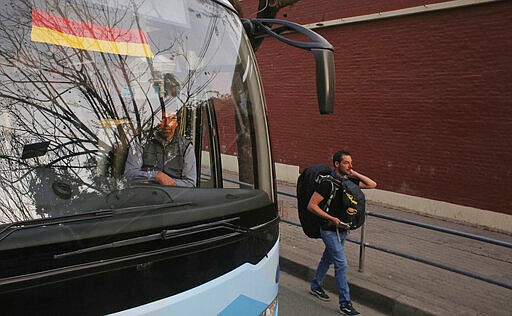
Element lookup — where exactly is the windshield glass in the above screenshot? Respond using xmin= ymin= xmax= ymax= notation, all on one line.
xmin=0 ymin=0 xmax=272 ymax=224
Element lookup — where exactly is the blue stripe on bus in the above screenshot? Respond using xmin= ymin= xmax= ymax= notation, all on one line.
xmin=218 ymin=294 xmax=267 ymax=316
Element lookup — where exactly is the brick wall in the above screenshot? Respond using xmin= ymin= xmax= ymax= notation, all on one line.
xmin=239 ymin=1 xmax=512 ymax=214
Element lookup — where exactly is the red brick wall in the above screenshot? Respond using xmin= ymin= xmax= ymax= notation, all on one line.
xmin=240 ymin=1 xmax=512 ymax=214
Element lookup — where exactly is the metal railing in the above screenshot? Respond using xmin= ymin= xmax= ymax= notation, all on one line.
xmin=277 ymin=189 xmax=512 ymax=290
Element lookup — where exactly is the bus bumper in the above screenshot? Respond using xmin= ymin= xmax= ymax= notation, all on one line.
xmin=111 ymin=237 xmax=280 ymax=316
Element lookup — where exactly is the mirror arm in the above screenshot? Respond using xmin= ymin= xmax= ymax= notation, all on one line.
xmin=243 ymin=18 xmax=335 ymax=114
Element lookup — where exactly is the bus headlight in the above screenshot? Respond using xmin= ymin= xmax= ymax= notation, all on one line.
xmin=259 ymin=298 xmax=278 ymax=316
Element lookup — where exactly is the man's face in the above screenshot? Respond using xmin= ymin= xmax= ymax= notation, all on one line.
xmin=164 ymin=77 xmax=178 ymax=98
xmin=160 ymin=114 xmax=178 ymax=140
xmin=336 ymin=154 xmax=353 ymax=176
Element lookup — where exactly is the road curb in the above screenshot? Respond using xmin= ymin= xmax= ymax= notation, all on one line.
xmin=279 ymin=256 xmax=436 ymax=316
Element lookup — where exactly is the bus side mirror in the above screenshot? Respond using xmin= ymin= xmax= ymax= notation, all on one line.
xmin=243 ymin=19 xmax=335 ymax=114
xmin=312 ymin=49 xmax=335 ymax=114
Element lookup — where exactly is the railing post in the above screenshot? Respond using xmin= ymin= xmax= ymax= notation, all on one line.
xmin=358 ymin=214 xmax=367 ymax=272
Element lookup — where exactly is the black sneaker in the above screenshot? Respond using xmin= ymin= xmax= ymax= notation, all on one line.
xmin=340 ymin=302 xmax=360 ymax=315
xmin=309 ymin=287 xmax=330 ymax=301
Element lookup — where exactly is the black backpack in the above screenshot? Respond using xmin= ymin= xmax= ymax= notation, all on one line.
xmin=340 ymin=179 xmax=366 ymax=230
xmin=296 ymin=164 xmax=366 ymax=238
xmin=296 ymin=164 xmax=334 ymax=238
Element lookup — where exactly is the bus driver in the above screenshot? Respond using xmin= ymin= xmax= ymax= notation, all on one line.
xmin=124 ymin=75 xmax=196 ymax=187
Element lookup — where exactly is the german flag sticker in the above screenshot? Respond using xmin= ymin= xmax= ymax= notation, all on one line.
xmin=31 ymin=9 xmax=154 ymax=58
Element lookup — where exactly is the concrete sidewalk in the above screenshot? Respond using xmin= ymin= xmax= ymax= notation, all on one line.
xmin=276 ymin=183 xmax=512 ymax=315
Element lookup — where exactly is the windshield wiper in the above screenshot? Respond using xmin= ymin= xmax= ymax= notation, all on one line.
xmin=104 ymin=201 xmax=192 ymax=215
xmin=0 ymin=202 xmax=192 ymax=243
xmin=0 ymin=209 xmax=114 ymax=242
xmin=54 ymin=217 xmax=245 ymax=259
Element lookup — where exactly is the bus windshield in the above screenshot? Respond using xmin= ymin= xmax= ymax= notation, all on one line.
xmin=0 ymin=0 xmax=273 ymax=224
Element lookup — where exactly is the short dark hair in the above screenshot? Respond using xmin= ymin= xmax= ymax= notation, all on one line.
xmin=164 ymin=73 xmax=179 ymax=86
xmin=333 ymin=150 xmax=351 ymax=164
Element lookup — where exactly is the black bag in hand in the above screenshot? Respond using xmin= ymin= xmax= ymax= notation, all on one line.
xmin=340 ymin=178 xmax=366 ymax=230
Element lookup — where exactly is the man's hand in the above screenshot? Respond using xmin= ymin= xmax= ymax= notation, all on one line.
xmin=348 ymin=169 xmax=377 ymax=189
xmin=155 ymin=171 xmax=177 ymax=186
xmin=331 ymin=218 xmax=349 ymax=229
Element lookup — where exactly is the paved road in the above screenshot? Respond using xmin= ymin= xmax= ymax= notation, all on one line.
xmin=278 ymin=271 xmax=387 ymax=316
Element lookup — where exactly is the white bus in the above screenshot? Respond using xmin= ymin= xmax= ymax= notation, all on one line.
xmin=0 ymin=0 xmax=334 ymax=314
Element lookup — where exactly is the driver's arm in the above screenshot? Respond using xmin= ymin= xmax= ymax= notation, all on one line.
xmin=174 ymin=144 xmax=197 ymax=187
xmin=124 ymin=139 xmax=158 ymax=182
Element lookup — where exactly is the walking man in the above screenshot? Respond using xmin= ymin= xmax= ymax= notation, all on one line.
xmin=308 ymin=150 xmax=377 ymax=315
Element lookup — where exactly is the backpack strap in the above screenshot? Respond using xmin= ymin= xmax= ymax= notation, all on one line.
xmin=318 ymin=175 xmax=347 ymax=240
xmin=324 ymin=180 xmax=337 ymax=213
xmin=316 ymin=175 xmax=340 ymax=214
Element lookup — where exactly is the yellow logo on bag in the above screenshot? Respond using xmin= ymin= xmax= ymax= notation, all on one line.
xmin=345 ymin=191 xmax=358 ymax=205
xmin=347 ymin=207 xmax=358 ymax=215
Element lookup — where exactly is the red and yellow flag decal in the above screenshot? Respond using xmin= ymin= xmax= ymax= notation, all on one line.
xmin=31 ymin=9 xmax=153 ymax=58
